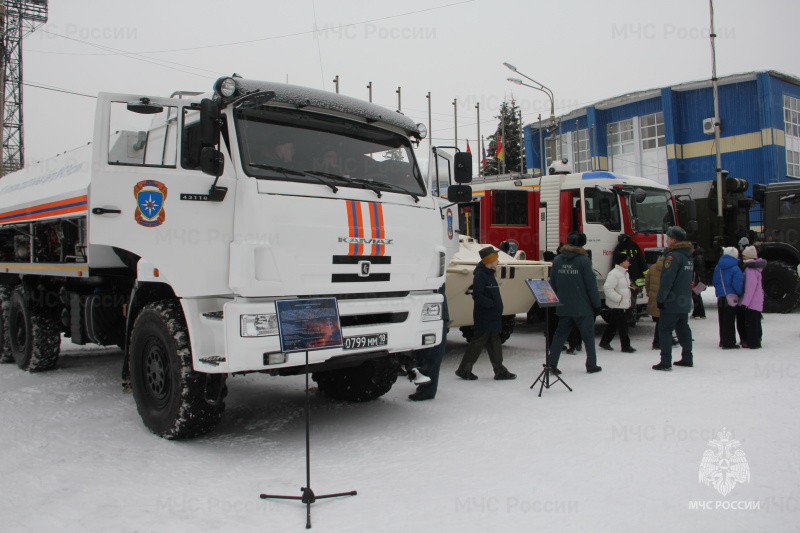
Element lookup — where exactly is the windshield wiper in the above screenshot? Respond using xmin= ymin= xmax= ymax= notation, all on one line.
xmin=369 ymin=180 xmax=420 ymax=203
xmin=304 ymin=171 xmax=382 ymax=198
xmin=250 ymin=163 xmax=338 ymax=193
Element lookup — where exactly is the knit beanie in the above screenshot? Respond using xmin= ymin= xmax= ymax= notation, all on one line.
xmin=742 ymin=245 xmax=758 ymax=259
xmin=479 ymin=246 xmax=499 ymax=264
xmin=723 ymin=246 xmax=739 ymax=259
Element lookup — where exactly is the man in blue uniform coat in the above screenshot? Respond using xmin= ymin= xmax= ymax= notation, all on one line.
xmin=653 ymin=226 xmax=695 ymax=370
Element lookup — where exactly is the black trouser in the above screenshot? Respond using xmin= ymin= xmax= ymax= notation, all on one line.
xmin=742 ymin=308 xmax=763 ymax=348
xmin=600 ymin=308 xmax=631 ymax=349
xmin=652 ymin=316 xmax=661 ymax=347
xmin=717 ymin=297 xmax=738 ymax=348
xmin=735 ymin=305 xmax=747 ymax=345
xmin=691 ymin=292 xmax=705 ymax=317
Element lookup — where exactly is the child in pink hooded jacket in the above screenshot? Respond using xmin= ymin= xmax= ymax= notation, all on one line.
xmin=739 ymin=246 xmax=766 ymax=349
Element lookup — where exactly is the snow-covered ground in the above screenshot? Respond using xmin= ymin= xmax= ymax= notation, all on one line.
xmin=2 ymin=290 xmax=798 ymax=533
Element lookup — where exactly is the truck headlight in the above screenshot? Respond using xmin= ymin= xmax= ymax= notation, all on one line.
xmin=421 ymin=303 xmax=442 ymax=322
xmin=240 ymin=314 xmax=279 ymax=337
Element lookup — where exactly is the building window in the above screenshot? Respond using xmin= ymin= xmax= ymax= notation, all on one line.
xmin=573 ymin=129 xmax=591 ymax=172
xmin=544 ymin=129 xmax=590 ymax=172
xmin=607 ymin=119 xmax=635 ymax=156
xmin=784 ymin=95 xmax=800 ymax=178
xmin=640 ymin=112 xmax=665 ymax=150
xmin=544 ymin=134 xmax=564 ymax=167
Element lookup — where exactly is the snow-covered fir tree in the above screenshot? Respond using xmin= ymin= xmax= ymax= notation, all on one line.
xmin=483 ymin=99 xmax=525 ymax=176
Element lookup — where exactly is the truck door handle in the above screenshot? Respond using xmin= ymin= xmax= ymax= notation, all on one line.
xmin=92 ymin=207 xmax=122 ymax=215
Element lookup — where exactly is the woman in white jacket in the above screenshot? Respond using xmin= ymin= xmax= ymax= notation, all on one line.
xmin=599 ymin=253 xmax=637 ymax=352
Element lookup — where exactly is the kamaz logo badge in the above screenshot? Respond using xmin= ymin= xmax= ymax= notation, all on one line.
xmin=358 ymin=260 xmax=371 ymax=277
xmin=338 ymin=237 xmax=394 ymax=245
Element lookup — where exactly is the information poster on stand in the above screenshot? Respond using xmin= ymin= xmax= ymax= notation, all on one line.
xmin=275 ymin=298 xmax=344 ymax=353
xmin=526 ymin=279 xmax=561 ymax=308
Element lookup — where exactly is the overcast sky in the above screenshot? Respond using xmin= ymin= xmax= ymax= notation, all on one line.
xmin=18 ymin=0 xmax=800 ymax=168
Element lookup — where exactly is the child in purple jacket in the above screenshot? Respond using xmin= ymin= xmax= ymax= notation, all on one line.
xmin=739 ymin=246 xmax=766 ymax=349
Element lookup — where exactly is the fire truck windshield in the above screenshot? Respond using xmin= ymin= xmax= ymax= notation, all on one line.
xmin=635 ymin=188 xmax=676 ymax=233
xmin=235 ymin=107 xmax=425 ymax=197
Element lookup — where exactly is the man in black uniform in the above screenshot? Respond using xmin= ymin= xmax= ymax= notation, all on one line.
xmin=653 ymin=226 xmax=694 ymax=370
xmin=547 ymin=232 xmax=603 ymax=374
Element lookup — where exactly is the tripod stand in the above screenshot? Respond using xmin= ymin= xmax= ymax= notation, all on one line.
xmin=260 ymin=351 xmax=357 ymax=529
xmin=530 ymin=302 xmax=572 ymax=397
xmin=530 ymin=363 xmax=572 ymax=397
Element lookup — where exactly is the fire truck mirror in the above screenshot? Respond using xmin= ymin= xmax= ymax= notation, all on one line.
xmin=453 ymin=152 xmax=473 ymax=184
xmin=200 ymin=146 xmax=224 ymax=177
xmin=200 ymin=98 xmax=221 ymax=147
xmin=633 ymin=188 xmax=647 ymax=203
xmin=447 ymin=184 xmax=472 ymax=203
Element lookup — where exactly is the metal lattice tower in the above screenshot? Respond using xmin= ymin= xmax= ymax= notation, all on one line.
xmin=1 ymin=0 xmax=48 ymax=176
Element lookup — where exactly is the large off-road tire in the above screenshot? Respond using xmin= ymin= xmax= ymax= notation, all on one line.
xmin=500 ymin=315 xmax=516 ymax=343
xmin=312 ymin=355 xmax=399 ymax=402
xmin=459 ymin=325 xmax=475 ymax=344
xmin=459 ymin=316 xmax=517 ymax=345
xmin=129 ymin=300 xmax=226 ymax=439
xmin=0 ymin=284 xmax=13 ymax=364
xmin=762 ymin=261 xmax=800 ymax=314
xmin=7 ymin=286 xmax=60 ymax=372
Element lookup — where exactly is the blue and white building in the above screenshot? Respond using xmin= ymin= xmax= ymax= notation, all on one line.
xmin=524 ymin=70 xmax=800 ymax=188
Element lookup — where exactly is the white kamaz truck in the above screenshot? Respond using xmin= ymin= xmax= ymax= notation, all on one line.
xmin=0 ymin=76 xmax=472 ymax=439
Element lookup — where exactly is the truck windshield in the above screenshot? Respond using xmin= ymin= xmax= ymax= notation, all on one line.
xmin=636 ymin=188 xmax=675 ymax=233
xmin=235 ymin=106 xmax=425 ymax=196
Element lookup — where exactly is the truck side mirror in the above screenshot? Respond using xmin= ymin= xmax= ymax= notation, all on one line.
xmin=200 ymin=98 xmax=221 ymax=147
xmin=447 ymin=184 xmax=472 ymax=203
xmin=200 ymin=147 xmax=224 ymax=177
xmin=453 ymin=152 xmax=473 ymax=184
xmin=752 ymin=183 xmax=766 ymax=204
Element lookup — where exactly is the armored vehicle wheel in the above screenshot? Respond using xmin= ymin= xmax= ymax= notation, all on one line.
xmin=500 ymin=315 xmax=516 ymax=343
xmin=313 ymin=355 xmax=399 ymax=402
xmin=0 ymin=284 xmax=13 ymax=364
xmin=7 ymin=286 xmax=60 ymax=372
xmin=762 ymin=261 xmax=800 ymax=314
xmin=129 ymin=300 xmax=226 ymax=439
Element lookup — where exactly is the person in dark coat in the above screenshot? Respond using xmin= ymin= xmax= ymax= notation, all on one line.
xmin=653 ymin=226 xmax=694 ymax=370
xmin=455 ymin=247 xmax=516 ymax=381
xmin=545 ymin=247 xmax=582 ymax=355
xmin=691 ymin=242 xmax=707 ymax=319
xmin=547 ymin=232 xmax=603 ymax=374
xmin=409 ymin=284 xmax=448 ymax=400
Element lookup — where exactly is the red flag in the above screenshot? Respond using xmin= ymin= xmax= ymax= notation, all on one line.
xmin=482 ymin=140 xmax=487 ymax=166
xmin=466 ymin=140 xmax=472 ymax=154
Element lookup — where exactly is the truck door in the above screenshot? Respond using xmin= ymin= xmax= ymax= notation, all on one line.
xmin=88 ymin=93 xmax=237 ymax=297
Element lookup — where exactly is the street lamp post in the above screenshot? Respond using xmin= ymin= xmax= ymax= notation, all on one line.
xmin=504 ymin=63 xmax=559 ymax=170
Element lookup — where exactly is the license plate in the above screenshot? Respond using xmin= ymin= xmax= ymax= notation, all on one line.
xmin=343 ymin=333 xmax=388 ymax=350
